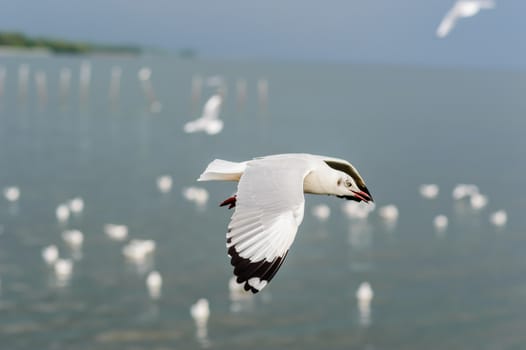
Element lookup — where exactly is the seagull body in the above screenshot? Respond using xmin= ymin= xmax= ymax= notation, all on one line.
xmin=146 ymin=270 xmax=163 ymax=299
xmin=419 ymin=184 xmax=439 ymax=199
xmin=436 ymin=0 xmax=495 ymax=38
xmin=156 ymin=175 xmax=173 ymax=193
xmin=42 ymin=245 xmax=59 ymax=265
xmin=378 ymin=204 xmax=399 ymax=222
xmin=62 ymin=230 xmax=84 ymax=249
xmin=198 ymin=153 xmax=372 ymax=293
xmin=3 ymin=186 xmax=20 ymax=202
xmin=311 ymin=204 xmax=331 ymax=222
xmin=433 ymin=215 xmax=449 ymax=232
xmin=489 ymin=210 xmax=507 ymax=227
xmin=184 ymin=94 xmax=223 ymax=135
xmin=56 ymin=204 xmax=70 ymax=223
xmin=68 ymin=197 xmax=84 ymax=214
xmin=104 ymin=224 xmax=129 ymax=241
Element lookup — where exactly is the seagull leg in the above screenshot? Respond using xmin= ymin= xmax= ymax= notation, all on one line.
xmin=220 ymin=195 xmax=237 ymax=209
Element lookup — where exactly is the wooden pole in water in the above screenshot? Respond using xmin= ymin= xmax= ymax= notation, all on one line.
xmin=34 ymin=70 xmax=48 ymax=108
xmin=18 ymin=64 xmax=30 ymax=103
xmin=79 ymin=60 xmax=91 ymax=105
xmin=138 ymin=67 xmax=162 ymax=113
xmin=59 ymin=67 xmax=72 ymax=105
xmin=109 ymin=66 xmax=122 ymax=104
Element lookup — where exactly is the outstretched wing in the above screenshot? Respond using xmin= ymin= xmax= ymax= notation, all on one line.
xmin=436 ymin=4 xmax=460 ymax=38
xmin=226 ymin=157 xmax=314 ymax=293
xmin=202 ymin=94 xmax=222 ymax=120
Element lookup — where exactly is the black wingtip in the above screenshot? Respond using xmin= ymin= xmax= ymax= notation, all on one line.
xmin=227 ymin=244 xmax=288 ymax=294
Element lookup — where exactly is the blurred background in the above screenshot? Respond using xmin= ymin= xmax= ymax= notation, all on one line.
xmin=0 ymin=1 xmax=524 ymax=349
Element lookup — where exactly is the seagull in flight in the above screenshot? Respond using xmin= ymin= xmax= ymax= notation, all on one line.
xmin=436 ymin=0 xmax=495 ymax=38
xmin=198 ymin=154 xmax=373 ymax=293
xmin=184 ymin=94 xmax=223 ymax=135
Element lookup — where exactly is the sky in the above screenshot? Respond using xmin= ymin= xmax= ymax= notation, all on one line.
xmin=0 ymin=0 xmax=524 ymax=68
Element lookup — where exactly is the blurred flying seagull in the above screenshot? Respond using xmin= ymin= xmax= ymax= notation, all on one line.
xmin=198 ymin=154 xmax=373 ymax=293
xmin=436 ymin=0 xmax=495 ymax=38
xmin=184 ymin=94 xmax=223 ymax=135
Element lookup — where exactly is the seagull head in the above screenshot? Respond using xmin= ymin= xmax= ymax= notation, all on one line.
xmin=322 ymin=160 xmax=373 ymax=203
xmin=335 ymin=175 xmax=373 ymax=203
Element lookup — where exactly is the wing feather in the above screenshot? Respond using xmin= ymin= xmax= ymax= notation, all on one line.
xmin=225 ymin=156 xmax=315 ymax=293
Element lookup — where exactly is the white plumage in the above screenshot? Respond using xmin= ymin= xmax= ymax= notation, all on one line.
xmin=419 ymin=184 xmax=439 ymax=199
xmin=378 ymin=204 xmax=399 ymax=222
xmin=311 ymin=204 xmax=331 ymax=222
xmin=436 ymin=0 xmax=495 ymax=38
xmin=433 ymin=215 xmax=449 ymax=232
xmin=199 ymin=153 xmax=372 ymax=293
xmin=184 ymin=94 xmax=224 ymax=135
xmin=56 ymin=204 xmax=70 ymax=223
xmin=104 ymin=224 xmax=129 ymax=241
xmin=42 ymin=245 xmax=59 ymax=265
xmin=146 ymin=270 xmax=163 ymax=300
xmin=68 ymin=197 xmax=84 ymax=214
xmin=3 ymin=186 xmax=20 ymax=202
xmin=62 ymin=230 xmax=84 ymax=249
xmin=489 ymin=210 xmax=507 ymax=228
xmin=156 ymin=175 xmax=173 ymax=193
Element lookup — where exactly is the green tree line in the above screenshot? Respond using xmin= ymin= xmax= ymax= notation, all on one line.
xmin=0 ymin=31 xmax=141 ymax=54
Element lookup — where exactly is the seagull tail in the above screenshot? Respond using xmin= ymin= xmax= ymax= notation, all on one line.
xmin=197 ymin=159 xmax=246 ymax=182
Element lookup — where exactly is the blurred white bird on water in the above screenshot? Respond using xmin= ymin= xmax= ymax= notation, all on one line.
xmin=146 ymin=270 xmax=163 ymax=300
xmin=378 ymin=204 xmax=399 ymax=231
xmin=182 ymin=187 xmax=209 ymax=208
xmin=342 ymin=201 xmax=375 ymax=220
xmin=470 ymin=193 xmax=488 ymax=210
xmin=184 ymin=94 xmax=224 ymax=135
xmin=433 ymin=215 xmax=449 ymax=234
xmin=42 ymin=245 xmax=59 ymax=265
xmin=56 ymin=204 xmax=70 ymax=223
xmin=54 ymin=258 xmax=73 ymax=285
xmin=104 ymin=224 xmax=129 ymax=241
xmin=68 ymin=197 xmax=84 ymax=214
xmin=123 ymin=239 xmax=156 ymax=260
xmin=419 ymin=184 xmax=439 ymax=199
xmin=190 ymin=298 xmax=211 ymax=348
xmin=3 ymin=186 xmax=20 ymax=202
xmin=62 ymin=230 xmax=84 ymax=260
xmin=156 ymin=175 xmax=173 ymax=194
xmin=62 ymin=230 xmax=84 ymax=249
xmin=311 ymin=204 xmax=331 ymax=222
xmin=489 ymin=210 xmax=507 ymax=228
xmin=452 ymin=184 xmax=480 ymax=200
xmin=356 ymin=282 xmax=374 ymax=327
xmin=378 ymin=204 xmax=399 ymax=222
xmin=436 ymin=0 xmax=495 ymax=38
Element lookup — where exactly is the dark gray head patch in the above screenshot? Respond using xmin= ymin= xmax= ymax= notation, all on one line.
xmin=324 ymin=160 xmax=367 ymax=192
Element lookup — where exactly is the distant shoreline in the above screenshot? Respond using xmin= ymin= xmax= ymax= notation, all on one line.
xmin=0 ymin=31 xmax=142 ymax=56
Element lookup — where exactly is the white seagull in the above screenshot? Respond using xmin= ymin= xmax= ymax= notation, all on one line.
xmin=184 ymin=94 xmax=223 ymax=135
xmin=436 ymin=0 xmax=495 ymax=38
xmin=198 ymin=154 xmax=373 ymax=293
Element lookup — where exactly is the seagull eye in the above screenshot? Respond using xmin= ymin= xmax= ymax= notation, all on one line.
xmin=345 ymin=180 xmax=352 ymax=188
